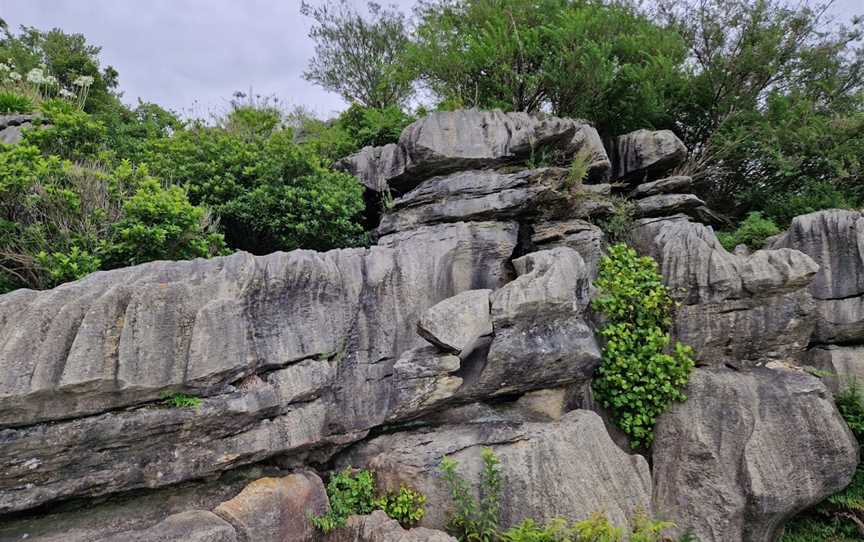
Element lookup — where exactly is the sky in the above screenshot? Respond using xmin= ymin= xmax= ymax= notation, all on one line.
xmin=0 ymin=0 xmax=860 ymax=119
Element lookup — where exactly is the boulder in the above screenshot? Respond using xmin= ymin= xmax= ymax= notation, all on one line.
xmin=808 ymin=345 xmax=864 ymax=393
xmin=628 ymin=175 xmax=693 ymax=199
xmin=417 ymin=289 xmax=492 ymax=357
xmin=653 ymin=367 xmax=859 ymax=542
xmin=387 ymin=346 xmax=463 ymax=421
xmin=612 ymin=129 xmax=687 ymax=181
xmin=326 ymin=511 xmax=457 ymax=542
xmin=530 ymin=219 xmax=605 ymax=278
xmin=336 ymin=110 xmax=611 ymax=195
xmin=634 ymin=193 xmax=704 ymax=218
xmin=213 ymin=472 xmax=328 ymax=542
xmin=376 ymin=168 xmax=611 ymax=236
xmin=631 ymin=215 xmax=818 ymax=365
xmin=0 ymin=113 xmax=36 ymax=145
xmin=0 ymin=221 xmax=519 ymax=512
xmin=337 ymin=410 xmax=653 ymax=532
xmin=812 ymin=295 xmax=864 ymax=344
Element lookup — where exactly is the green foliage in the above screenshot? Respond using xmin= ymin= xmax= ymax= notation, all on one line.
xmin=596 ymin=198 xmax=636 ymax=245
xmin=837 ymin=379 xmax=864 ymax=441
xmin=34 ymin=245 xmax=101 ymax=286
xmin=161 ymin=392 xmax=202 ymax=409
xmin=312 ymin=468 xmax=378 ymax=533
xmin=302 ymin=0 xmax=413 ymax=108
xmin=409 ymin=0 xmax=686 ymax=135
xmin=592 ymin=244 xmax=695 ymax=448
xmin=375 ymin=485 xmax=427 ymax=528
xmin=0 ymin=90 xmax=33 ymax=113
xmin=439 ymin=448 xmax=502 ymax=542
xmin=25 ymin=98 xmax=108 ymax=161
xmin=716 ymin=212 xmax=780 ymax=251
xmin=494 ymin=510 xmax=676 ymax=541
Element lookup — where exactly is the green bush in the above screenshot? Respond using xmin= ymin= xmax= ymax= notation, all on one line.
xmin=716 ymin=212 xmax=781 ymax=251
xmin=24 ymin=98 xmax=108 ymax=161
xmin=596 ymin=197 xmax=636 ymax=245
xmin=312 ymin=468 xmax=378 ymax=533
xmin=375 ymin=485 xmax=427 ymax=528
xmin=161 ymin=392 xmax=202 ymax=409
xmin=0 ymin=90 xmax=34 ymax=113
xmin=591 ymin=244 xmax=695 ymax=448
xmin=440 ymin=448 xmax=502 ymax=542
xmin=34 ymin=245 xmax=101 ymax=285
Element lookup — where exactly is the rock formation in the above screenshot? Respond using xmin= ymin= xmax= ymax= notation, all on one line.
xmin=0 ymin=109 xmax=858 ymax=542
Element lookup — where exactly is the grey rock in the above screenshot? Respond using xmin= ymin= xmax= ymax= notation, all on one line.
xmin=326 ymin=511 xmax=457 ymax=542
xmin=634 ymin=193 xmax=704 ymax=218
xmin=808 ymin=345 xmax=864 ymax=393
xmin=628 ymin=175 xmax=692 ymax=199
xmin=653 ymin=367 xmax=858 ymax=542
xmin=0 ymin=114 xmax=36 ymax=145
xmin=100 ymin=511 xmax=238 ymax=542
xmin=338 ymin=110 xmax=610 ymax=195
xmin=417 ymin=289 xmax=492 ymax=356
xmin=813 ymin=295 xmax=864 ymax=344
xmin=612 ymin=129 xmax=687 ymax=181
xmin=213 ymin=472 xmax=328 ymax=542
xmin=338 ymin=410 xmax=652 ymax=532
xmin=530 ymin=219 xmax=605 ymax=278
xmin=388 ymin=346 xmax=463 ymax=421
xmin=770 ymin=209 xmax=864 ymax=300
xmin=490 ymin=248 xmax=591 ymax=323
xmin=0 ymin=221 xmax=518 ymax=512
xmin=377 ymin=168 xmax=610 ymax=236
xmin=631 ymin=216 xmax=818 ymax=365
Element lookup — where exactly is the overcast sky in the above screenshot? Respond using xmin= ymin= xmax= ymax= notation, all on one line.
xmin=0 ymin=0 xmax=860 ymax=119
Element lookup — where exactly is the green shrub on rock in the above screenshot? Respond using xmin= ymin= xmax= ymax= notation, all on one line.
xmin=716 ymin=212 xmax=780 ymax=252
xmin=312 ymin=468 xmax=378 ymax=533
xmin=440 ymin=448 xmax=502 ymax=542
xmin=591 ymin=243 xmax=695 ymax=448
xmin=375 ymin=485 xmax=427 ymax=528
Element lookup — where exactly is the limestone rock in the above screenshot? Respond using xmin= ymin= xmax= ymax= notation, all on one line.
xmin=388 ymin=346 xmax=463 ymax=420
xmin=652 ymin=367 xmax=858 ymax=542
xmin=338 ymin=410 xmax=652 ymax=532
xmin=530 ymin=219 xmax=605 ymax=278
xmin=417 ymin=289 xmax=492 ymax=356
xmin=213 ymin=472 xmax=328 ymax=542
xmin=770 ymin=209 xmax=864 ymax=300
xmin=812 ymin=295 xmax=864 ymax=344
xmin=376 ymin=168 xmax=610 ymax=236
xmin=326 ymin=511 xmax=457 ymax=542
xmin=337 ymin=110 xmax=611 ymax=195
xmin=628 ymin=175 xmax=692 ymax=199
xmin=100 ymin=511 xmax=238 ymax=542
xmin=612 ymin=129 xmax=686 ymax=181
xmin=0 ymin=114 xmax=36 ymax=145
xmin=631 ymin=215 xmax=818 ymax=365
xmin=634 ymin=193 xmax=704 ymax=218
xmin=0 ymin=221 xmax=518 ymax=512
xmin=808 ymin=345 xmax=864 ymax=393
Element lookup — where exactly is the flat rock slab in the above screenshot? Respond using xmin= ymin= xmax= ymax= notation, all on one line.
xmin=417 ymin=289 xmax=492 ymax=356
xmin=612 ymin=129 xmax=686 ymax=181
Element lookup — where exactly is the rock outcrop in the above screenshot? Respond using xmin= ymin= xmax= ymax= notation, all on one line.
xmin=0 ymin=108 xmax=858 ymax=542
xmin=0 ymin=113 xmax=35 ymax=145
xmin=339 ymin=410 xmax=652 ymax=532
xmin=653 ymin=367 xmax=858 ymax=542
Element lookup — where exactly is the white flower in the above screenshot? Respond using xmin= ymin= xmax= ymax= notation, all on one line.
xmin=43 ymin=75 xmax=58 ymax=86
xmin=8 ymin=72 xmax=21 ymax=82
xmin=59 ymin=88 xmax=75 ymax=99
xmin=73 ymin=75 xmax=94 ymax=87
xmin=26 ymin=68 xmax=45 ymax=84
xmin=0 ymin=63 xmax=10 ymax=73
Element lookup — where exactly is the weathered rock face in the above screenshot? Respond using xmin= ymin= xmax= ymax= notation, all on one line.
xmin=653 ymin=367 xmax=858 ymax=542
xmin=336 ymin=110 xmax=611 ymax=196
xmin=339 ymin=410 xmax=652 ymax=532
xmin=612 ymin=129 xmax=686 ymax=181
xmin=631 ymin=215 xmax=818 ymax=365
xmin=530 ymin=219 xmax=605 ymax=278
xmin=808 ymin=345 xmax=864 ymax=393
xmin=629 ymin=175 xmax=693 ymax=199
xmin=376 ymin=167 xmax=611 ymax=236
xmin=0 ymin=113 xmax=35 ymax=145
xmin=417 ymin=289 xmax=492 ymax=357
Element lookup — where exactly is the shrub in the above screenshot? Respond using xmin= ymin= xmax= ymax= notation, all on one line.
xmin=34 ymin=246 xmax=101 ymax=286
xmin=24 ymin=98 xmax=108 ymax=161
xmin=591 ymin=244 xmax=695 ymax=448
xmin=312 ymin=468 xmax=377 ymax=533
xmin=161 ymin=392 xmax=202 ymax=409
xmin=596 ymin=197 xmax=636 ymax=245
xmin=375 ymin=485 xmax=427 ymax=528
xmin=0 ymin=90 xmax=34 ymax=113
xmin=716 ymin=212 xmax=780 ymax=251
xmin=439 ymin=448 xmax=502 ymax=542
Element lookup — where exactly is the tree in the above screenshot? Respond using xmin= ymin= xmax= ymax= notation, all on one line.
xmin=654 ymin=0 xmax=864 ymax=217
xmin=302 ymin=0 xmax=413 ymax=108
xmin=409 ymin=0 xmax=687 ymax=135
